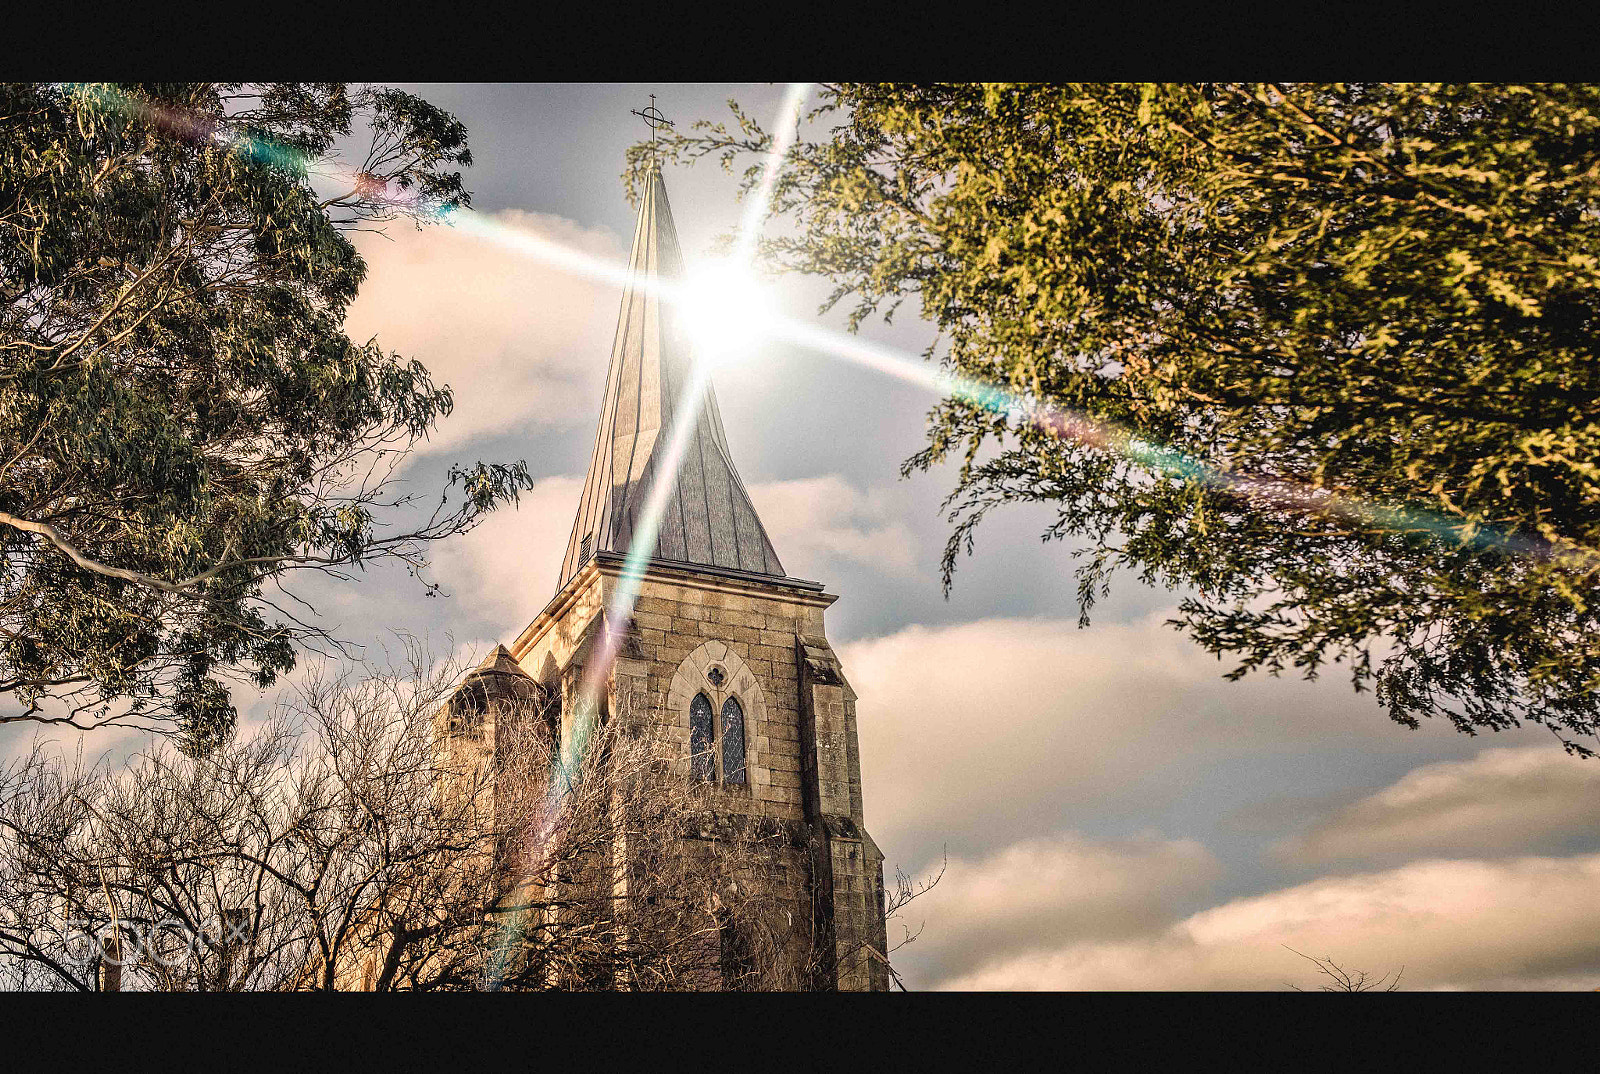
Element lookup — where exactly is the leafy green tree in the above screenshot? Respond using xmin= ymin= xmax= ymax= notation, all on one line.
xmin=1 ymin=83 xmax=531 ymax=750
xmin=636 ymin=83 xmax=1600 ymax=755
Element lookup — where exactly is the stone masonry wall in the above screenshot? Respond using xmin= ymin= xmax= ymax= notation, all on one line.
xmin=627 ymin=576 xmax=825 ymax=823
xmin=510 ymin=565 xmax=888 ymax=990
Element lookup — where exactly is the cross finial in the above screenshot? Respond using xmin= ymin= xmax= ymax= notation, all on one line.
xmin=631 ymin=94 xmax=674 ymax=149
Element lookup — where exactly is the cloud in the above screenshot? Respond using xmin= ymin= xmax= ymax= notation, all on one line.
xmin=839 ymin=614 xmax=1538 ymax=871
xmin=1280 ymin=746 xmax=1600 ymax=864
xmin=428 ymin=475 xmax=585 ymax=631
xmin=344 ymin=210 xmax=623 ymax=454
xmin=899 ymin=833 xmax=1219 ymax=985
xmin=934 ymin=852 xmax=1600 ymax=991
xmin=747 ymin=475 xmax=921 ymax=580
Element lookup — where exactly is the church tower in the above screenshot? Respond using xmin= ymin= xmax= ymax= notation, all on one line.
xmin=502 ymin=169 xmax=890 ymax=990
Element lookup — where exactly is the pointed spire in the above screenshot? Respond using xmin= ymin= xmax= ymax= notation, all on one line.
xmin=475 ymin=644 xmax=525 ymax=676
xmin=557 ymin=170 xmax=785 ymax=592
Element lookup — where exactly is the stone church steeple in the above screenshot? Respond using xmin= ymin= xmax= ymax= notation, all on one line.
xmin=501 ymin=168 xmax=890 ymax=991
xmin=558 ymin=168 xmax=785 ymax=592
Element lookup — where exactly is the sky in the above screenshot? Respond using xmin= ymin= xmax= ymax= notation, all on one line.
xmin=16 ymin=83 xmax=1600 ymax=991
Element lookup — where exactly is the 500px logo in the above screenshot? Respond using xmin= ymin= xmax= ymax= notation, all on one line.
xmin=59 ymin=915 xmax=252 ymax=968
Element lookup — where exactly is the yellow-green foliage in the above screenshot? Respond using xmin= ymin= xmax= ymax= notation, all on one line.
xmin=637 ymin=83 xmax=1600 ymax=753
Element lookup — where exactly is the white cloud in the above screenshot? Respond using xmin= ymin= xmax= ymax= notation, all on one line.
xmin=936 ymin=853 xmax=1600 ymax=991
xmin=839 ymin=613 xmax=1581 ymax=991
xmin=428 ymin=475 xmax=585 ymax=631
xmin=898 ymin=833 xmax=1219 ymax=985
xmin=345 ymin=210 xmax=623 ymax=454
xmin=839 ymin=614 xmax=1546 ymax=869
xmin=1280 ymin=746 xmax=1600 ymax=864
xmin=747 ymin=475 xmax=921 ymax=580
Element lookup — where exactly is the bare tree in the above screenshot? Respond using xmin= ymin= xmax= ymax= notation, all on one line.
xmin=1285 ymin=946 xmax=1404 ymax=992
xmin=864 ymin=856 xmax=946 ymax=992
xmin=0 ymin=643 xmax=934 ymax=990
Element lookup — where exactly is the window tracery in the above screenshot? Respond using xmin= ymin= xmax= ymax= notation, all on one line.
xmin=667 ymin=641 xmax=764 ymax=790
xmin=720 ymin=696 xmax=746 ymax=784
xmin=690 ymin=692 xmax=716 ymax=782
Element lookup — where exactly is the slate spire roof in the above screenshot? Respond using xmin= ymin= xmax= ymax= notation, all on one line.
xmin=557 ymin=169 xmax=785 ymax=593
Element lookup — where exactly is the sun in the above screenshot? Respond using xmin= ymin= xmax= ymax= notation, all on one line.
xmin=676 ymin=264 xmax=775 ymax=364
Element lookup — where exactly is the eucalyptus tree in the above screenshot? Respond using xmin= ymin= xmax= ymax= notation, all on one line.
xmin=1 ymin=83 xmax=531 ymax=749
xmin=637 ymin=83 xmax=1600 ymax=754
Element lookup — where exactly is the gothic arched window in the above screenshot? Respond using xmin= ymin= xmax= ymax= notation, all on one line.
xmin=669 ymin=642 xmax=764 ymax=791
xmin=690 ymin=693 xmax=716 ymax=782
xmin=720 ymin=696 xmax=747 ymax=784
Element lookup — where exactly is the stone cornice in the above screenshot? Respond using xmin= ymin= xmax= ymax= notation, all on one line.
xmin=508 ymin=552 xmax=835 ymax=662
